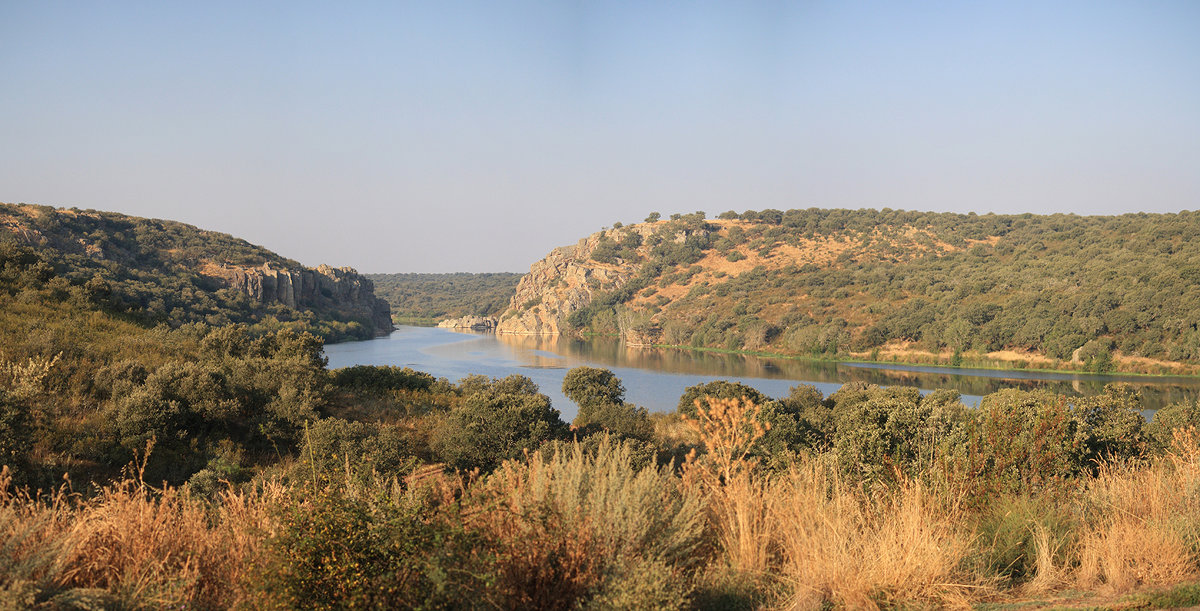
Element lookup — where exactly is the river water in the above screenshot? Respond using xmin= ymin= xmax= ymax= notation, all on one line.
xmin=324 ymin=326 xmax=1200 ymax=420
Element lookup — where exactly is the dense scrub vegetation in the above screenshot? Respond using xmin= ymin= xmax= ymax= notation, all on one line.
xmin=551 ymin=209 xmax=1200 ymax=373
xmin=1 ymin=203 xmax=383 ymax=340
xmin=368 ymin=272 xmax=521 ymax=322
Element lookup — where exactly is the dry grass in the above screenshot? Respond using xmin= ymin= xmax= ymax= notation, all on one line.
xmin=3 ymin=420 xmax=1200 ymax=608
xmin=774 ymin=463 xmax=978 ymax=610
xmin=1074 ymin=428 xmax=1200 ymax=593
xmin=0 ymin=466 xmax=282 ymax=609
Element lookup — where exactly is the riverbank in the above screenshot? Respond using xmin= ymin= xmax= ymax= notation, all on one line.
xmin=643 ymin=341 xmax=1200 ymax=380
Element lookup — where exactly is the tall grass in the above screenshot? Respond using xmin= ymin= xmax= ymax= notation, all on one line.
xmin=2 ymin=420 xmax=1200 ymax=608
xmin=0 ymin=466 xmax=280 ymax=609
xmin=1075 ymin=427 xmax=1200 ymax=592
xmin=774 ymin=463 xmax=976 ymax=610
xmin=683 ymin=397 xmax=976 ymax=609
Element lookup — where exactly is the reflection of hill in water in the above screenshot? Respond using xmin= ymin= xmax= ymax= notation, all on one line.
xmin=492 ymin=333 xmax=1200 ymax=411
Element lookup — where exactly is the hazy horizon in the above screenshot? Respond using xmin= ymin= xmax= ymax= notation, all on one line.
xmin=4 ymin=2 xmax=1198 ymax=273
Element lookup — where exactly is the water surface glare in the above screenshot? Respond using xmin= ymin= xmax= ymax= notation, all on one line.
xmin=324 ymin=326 xmax=1200 ymax=420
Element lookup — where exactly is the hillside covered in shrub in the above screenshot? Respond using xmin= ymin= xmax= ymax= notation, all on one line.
xmin=368 ymin=272 xmax=521 ymax=323
xmin=498 ymin=209 xmax=1200 ymax=374
xmin=0 ymin=202 xmax=392 ymax=341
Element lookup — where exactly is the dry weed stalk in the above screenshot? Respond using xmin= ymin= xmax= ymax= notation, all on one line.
xmin=682 ymin=397 xmax=776 ymax=576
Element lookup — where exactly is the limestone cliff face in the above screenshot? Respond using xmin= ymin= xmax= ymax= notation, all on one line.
xmin=496 ymin=225 xmax=660 ymax=336
xmin=203 ymin=262 xmax=394 ymax=335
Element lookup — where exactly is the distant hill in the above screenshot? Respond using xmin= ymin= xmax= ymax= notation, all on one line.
xmin=496 ymin=209 xmax=1200 ymax=374
xmin=368 ymin=272 xmax=521 ymax=323
xmin=0 ymin=202 xmax=391 ymax=340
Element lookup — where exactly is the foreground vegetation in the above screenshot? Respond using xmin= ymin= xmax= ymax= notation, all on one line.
xmin=511 ymin=209 xmax=1200 ymax=374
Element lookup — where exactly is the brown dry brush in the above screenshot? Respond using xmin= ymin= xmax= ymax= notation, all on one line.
xmin=682 ymin=396 xmax=981 ymax=610
xmin=1074 ymin=427 xmax=1200 ymax=593
xmin=0 ymin=465 xmax=281 ymax=609
xmin=3 ymin=408 xmax=1200 ymax=609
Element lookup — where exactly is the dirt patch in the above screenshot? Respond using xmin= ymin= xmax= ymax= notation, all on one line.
xmin=1113 ymin=352 xmax=1192 ymax=373
xmin=984 ymin=349 xmax=1059 ymax=367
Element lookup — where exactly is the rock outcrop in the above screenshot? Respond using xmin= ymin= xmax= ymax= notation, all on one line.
xmin=203 ymin=262 xmax=394 ymax=335
xmin=437 ymin=316 xmax=498 ymax=331
xmin=496 ymin=225 xmax=658 ymax=336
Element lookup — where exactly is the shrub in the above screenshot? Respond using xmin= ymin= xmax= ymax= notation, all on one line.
xmin=944 ymin=389 xmax=1081 ymax=504
xmin=259 ymin=488 xmax=489 ymax=609
xmin=475 ymin=437 xmax=704 ymax=609
xmin=432 ymin=375 xmax=568 ymax=472
xmin=1148 ymin=399 xmax=1200 ymax=453
xmin=331 ymin=365 xmax=435 ymax=393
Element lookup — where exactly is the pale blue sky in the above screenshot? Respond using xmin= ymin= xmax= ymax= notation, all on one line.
xmin=2 ymin=1 xmax=1197 ymax=272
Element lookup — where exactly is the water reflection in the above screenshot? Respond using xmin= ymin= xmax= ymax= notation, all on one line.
xmin=324 ymin=326 xmax=1200 ymax=419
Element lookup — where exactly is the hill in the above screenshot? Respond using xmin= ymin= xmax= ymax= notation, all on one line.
xmin=0 ymin=203 xmax=392 ymax=340
xmin=367 ymin=272 xmax=521 ymax=324
xmin=496 ymin=209 xmax=1200 ymax=374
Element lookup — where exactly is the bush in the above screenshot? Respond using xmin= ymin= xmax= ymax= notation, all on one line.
xmin=433 ymin=375 xmax=568 ymax=472
xmin=474 ymin=437 xmax=704 ymax=609
xmin=944 ymin=389 xmax=1081 ymax=503
xmin=331 ymin=365 xmax=435 ymax=393
xmin=259 ymin=489 xmax=489 ymax=609
xmin=1148 ymin=399 xmax=1200 ymax=453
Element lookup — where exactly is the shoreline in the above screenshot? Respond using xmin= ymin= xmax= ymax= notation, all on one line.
xmin=642 ymin=342 xmax=1200 ymax=380
xmin=365 ymin=324 xmax=1200 ymax=381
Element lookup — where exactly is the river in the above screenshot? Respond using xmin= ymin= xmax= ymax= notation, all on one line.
xmin=324 ymin=326 xmax=1200 ymax=420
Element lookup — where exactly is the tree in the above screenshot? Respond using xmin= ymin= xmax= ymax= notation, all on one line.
xmin=563 ymin=367 xmax=652 ymax=440
xmin=434 ymin=375 xmax=567 ymax=471
xmin=645 ymin=212 xmax=661 ymax=223
xmin=563 ymin=367 xmax=625 ymax=415
xmin=676 ymin=380 xmax=766 ymax=417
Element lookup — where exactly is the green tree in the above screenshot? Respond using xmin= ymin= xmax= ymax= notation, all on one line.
xmin=433 ymin=375 xmax=567 ymax=471
xmin=676 ymin=380 xmax=766 ymax=417
xmin=563 ymin=367 xmax=626 ymax=413
xmin=563 ymin=367 xmax=652 ymax=441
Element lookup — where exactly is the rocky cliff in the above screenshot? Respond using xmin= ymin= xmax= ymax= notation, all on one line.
xmin=202 ymin=262 xmax=394 ymax=335
xmin=496 ymin=222 xmax=697 ymax=336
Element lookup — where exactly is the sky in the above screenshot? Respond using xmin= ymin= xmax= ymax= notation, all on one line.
xmin=2 ymin=1 xmax=1198 ymax=273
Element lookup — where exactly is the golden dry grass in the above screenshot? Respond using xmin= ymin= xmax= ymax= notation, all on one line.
xmin=2 ymin=422 xmax=1200 ymax=608
xmin=1074 ymin=428 xmax=1200 ymax=593
xmin=773 ymin=462 xmax=978 ymax=610
xmin=0 ymin=466 xmax=283 ymax=609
